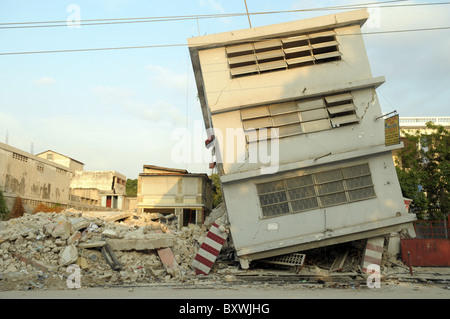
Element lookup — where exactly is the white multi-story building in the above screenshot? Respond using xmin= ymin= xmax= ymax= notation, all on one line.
xmin=188 ymin=9 xmax=416 ymax=266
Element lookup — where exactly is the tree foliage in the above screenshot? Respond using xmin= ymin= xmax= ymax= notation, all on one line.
xmin=210 ymin=174 xmax=223 ymax=208
xmin=395 ymin=122 xmax=449 ymax=220
xmin=126 ymin=179 xmax=138 ymax=197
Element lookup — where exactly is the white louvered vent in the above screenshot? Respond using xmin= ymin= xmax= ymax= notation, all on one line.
xmin=241 ymin=92 xmax=359 ymax=142
xmin=226 ymin=30 xmax=341 ymax=78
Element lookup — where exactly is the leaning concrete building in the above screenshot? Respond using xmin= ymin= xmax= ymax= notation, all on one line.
xmin=188 ymin=9 xmax=416 ymax=268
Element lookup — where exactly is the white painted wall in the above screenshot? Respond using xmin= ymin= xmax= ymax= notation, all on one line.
xmin=222 ymin=152 xmax=412 ymax=257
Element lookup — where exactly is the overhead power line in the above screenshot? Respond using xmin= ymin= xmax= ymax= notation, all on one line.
xmin=0 ymin=1 xmax=449 ymax=29
xmin=0 ymin=26 xmax=449 ymax=56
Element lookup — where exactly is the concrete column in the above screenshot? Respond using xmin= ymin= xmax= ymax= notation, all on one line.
xmin=362 ymin=236 xmax=385 ymax=273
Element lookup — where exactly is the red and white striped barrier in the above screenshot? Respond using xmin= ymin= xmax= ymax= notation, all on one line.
xmin=192 ymin=222 xmax=228 ymax=275
xmin=362 ymin=236 xmax=384 ymax=273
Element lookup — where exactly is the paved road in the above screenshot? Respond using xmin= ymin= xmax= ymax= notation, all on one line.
xmin=1 ymin=281 xmax=449 ymax=299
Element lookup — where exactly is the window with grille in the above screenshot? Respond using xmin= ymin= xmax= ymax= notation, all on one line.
xmin=241 ymin=92 xmax=359 ymax=142
xmin=226 ymin=30 xmax=341 ymax=78
xmin=256 ymin=163 xmax=376 ymax=218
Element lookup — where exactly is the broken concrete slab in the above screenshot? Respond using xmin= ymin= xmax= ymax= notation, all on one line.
xmin=107 ymin=235 xmax=174 ymax=251
xmin=51 ymin=221 xmax=71 ymax=240
xmin=69 ymin=218 xmax=92 ymax=232
xmin=82 ymin=211 xmax=132 ymax=223
xmin=59 ymin=245 xmax=78 ymax=266
xmin=330 ymin=250 xmax=349 ymax=273
xmin=102 ymin=229 xmax=120 ymax=238
xmin=77 ymin=240 xmax=107 ymax=249
xmin=157 ymin=247 xmax=176 ymax=269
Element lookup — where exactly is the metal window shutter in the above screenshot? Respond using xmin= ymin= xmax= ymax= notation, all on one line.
xmin=281 ymin=35 xmax=309 ymax=44
xmin=243 ymin=117 xmax=272 ymax=130
xmin=327 ymin=103 xmax=355 ymax=115
xmin=330 ymin=114 xmax=360 ymax=126
xmin=297 ymin=98 xmax=325 ymax=111
xmin=314 ymin=51 xmax=341 ymax=61
xmin=299 ymin=108 xmax=328 ymax=122
xmin=258 ymin=60 xmax=287 ymax=72
xmin=286 ymin=55 xmax=314 ymax=66
xmin=226 ymin=43 xmax=254 ymax=55
xmin=241 ymin=106 xmax=270 ymax=120
xmin=230 ymin=64 xmax=259 ymax=76
xmin=228 ymin=54 xmax=257 ymax=65
xmin=301 ymin=118 xmax=331 ymax=133
xmin=309 ymin=30 xmax=336 ymax=39
xmin=253 ymin=39 xmax=282 ymax=51
xmin=256 ymin=49 xmax=285 ymax=61
xmin=272 ymin=112 xmax=301 ymax=126
xmin=269 ymin=102 xmax=298 ymax=115
xmin=325 ymin=93 xmax=353 ymax=104
xmin=311 ymin=40 xmax=339 ymax=50
xmin=278 ymin=124 xmax=302 ymax=137
xmin=283 ymin=45 xmax=311 ymax=55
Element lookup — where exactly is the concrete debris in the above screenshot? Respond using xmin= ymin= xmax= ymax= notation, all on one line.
xmin=0 ymin=209 xmax=209 ymax=290
xmin=1 ymin=208 xmax=443 ymax=291
xmin=59 ymin=244 xmax=78 ymax=266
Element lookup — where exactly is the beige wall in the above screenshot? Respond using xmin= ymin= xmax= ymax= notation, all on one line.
xmin=137 ymin=174 xmax=212 ymax=211
xmin=37 ymin=150 xmax=84 ymax=171
xmin=0 ymin=142 xmax=72 ymax=211
xmin=70 ymin=171 xmax=126 ymax=195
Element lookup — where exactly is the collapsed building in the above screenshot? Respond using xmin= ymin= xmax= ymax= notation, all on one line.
xmin=188 ymin=9 xmax=416 ymax=270
xmin=39 ymin=150 xmax=128 ymax=211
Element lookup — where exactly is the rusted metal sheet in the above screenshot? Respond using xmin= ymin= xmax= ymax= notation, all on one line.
xmin=401 ymin=238 xmax=450 ymax=266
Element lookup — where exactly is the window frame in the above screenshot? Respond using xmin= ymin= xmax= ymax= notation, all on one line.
xmin=256 ymin=163 xmax=377 ymax=219
xmin=241 ymin=91 xmax=359 ymax=143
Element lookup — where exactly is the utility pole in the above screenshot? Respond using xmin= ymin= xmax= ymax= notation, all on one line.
xmin=244 ymin=0 xmax=252 ymax=28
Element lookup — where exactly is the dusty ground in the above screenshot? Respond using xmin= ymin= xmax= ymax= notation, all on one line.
xmin=1 ymin=265 xmax=449 ymax=299
xmin=1 ymin=279 xmax=449 ymax=299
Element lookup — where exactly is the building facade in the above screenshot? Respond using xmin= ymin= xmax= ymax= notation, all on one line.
xmin=137 ymin=165 xmax=212 ymax=228
xmin=70 ymin=170 xmax=127 ymax=210
xmin=189 ymin=9 xmax=416 ymax=264
xmin=37 ymin=150 xmax=85 ymax=172
xmin=0 ymin=142 xmax=72 ymax=213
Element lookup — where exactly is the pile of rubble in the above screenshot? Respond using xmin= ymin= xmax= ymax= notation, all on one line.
xmin=0 ymin=209 xmax=209 ymax=291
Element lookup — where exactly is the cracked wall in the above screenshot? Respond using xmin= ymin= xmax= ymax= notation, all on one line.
xmin=0 ymin=142 xmax=71 ymax=209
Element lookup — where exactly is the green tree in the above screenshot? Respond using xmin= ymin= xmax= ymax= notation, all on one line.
xmin=395 ymin=122 xmax=449 ymax=220
xmin=0 ymin=190 xmax=9 ymax=220
xmin=210 ymin=174 xmax=223 ymax=208
xmin=126 ymin=179 xmax=138 ymax=197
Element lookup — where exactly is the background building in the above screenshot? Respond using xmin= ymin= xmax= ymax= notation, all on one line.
xmin=0 ymin=142 xmax=72 ymax=213
xmin=70 ymin=170 xmax=127 ymax=210
xmin=137 ymin=165 xmax=212 ymax=228
xmin=37 ymin=150 xmax=85 ymax=172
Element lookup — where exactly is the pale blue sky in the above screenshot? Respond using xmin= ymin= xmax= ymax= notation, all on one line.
xmin=0 ymin=0 xmax=449 ymax=179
